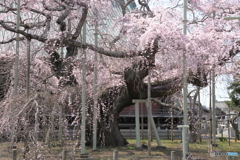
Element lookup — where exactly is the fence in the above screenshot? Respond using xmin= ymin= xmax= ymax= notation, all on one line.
xmin=120 ymin=129 xmax=182 ymax=140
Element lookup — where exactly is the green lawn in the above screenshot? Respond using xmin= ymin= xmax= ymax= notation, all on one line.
xmin=0 ymin=139 xmax=239 ymax=159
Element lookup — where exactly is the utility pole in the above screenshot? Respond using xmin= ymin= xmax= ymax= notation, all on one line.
xmin=13 ymin=0 xmax=21 ymax=96
xmin=141 ymin=103 xmax=144 ymax=140
xmin=180 ymin=0 xmax=189 ymax=159
xmin=211 ymin=11 xmax=217 ymax=147
xmin=211 ymin=67 xmax=217 ymax=146
xmin=197 ymin=87 xmax=202 ymax=142
xmin=171 ymin=107 xmax=174 ymax=141
xmin=80 ymin=22 xmax=88 ymax=158
xmin=58 ymin=34 xmax=64 ymax=146
xmin=147 ymin=70 xmax=152 ymax=156
xmin=23 ymin=36 xmax=31 ymax=157
xmin=11 ymin=0 xmax=21 ymax=148
xmin=132 ymin=99 xmax=145 ymax=150
xmin=209 ymin=74 xmax=212 ymax=146
xmin=93 ymin=13 xmax=98 ymax=150
xmin=228 ymin=108 xmax=231 ymax=146
xmin=26 ymin=38 xmax=31 ymax=98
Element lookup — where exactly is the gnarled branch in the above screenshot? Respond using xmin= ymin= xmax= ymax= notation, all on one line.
xmin=72 ymin=2 xmax=88 ymax=40
xmin=0 ymin=37 xmax=25 ymax=44
xmin=42 ymin=0 xmax=66 ymax=11
xmin=0 ymin=20 xmax=46 ymax=42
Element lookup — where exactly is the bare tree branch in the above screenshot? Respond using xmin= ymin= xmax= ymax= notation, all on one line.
xmin=64 ymin=35 xmax=161 ymax=59
xmin=26 ymin=7 xmax=50 ymax=17
xmin=151 ymin=98 xmax=180 ymax=111
xmin=21 ymin=21 xmax=46 ymax=30
xmin=0 ymin=3 xmax=16 ymax=13
xmin=56 ymin=6 xmax=70 ymax=32
xmin=0 ymin=37 xmax=25 ymax=44
xmin=42 ymin=14 xmax=51 ymax=39
xmin=72 ymin=2 xmax=88 ymax=40
xmin=42 ymin=0 xmax=66 ymax=11
xmin=64 ymin=39 xmax=140 ymax=58
xmin=0 ymin=20 xmax=46 ymax=42
xmin=138 ymin=0 xmax=151 ymax=12
xmin=151 ymin=78 xmax=183 ymax=97
xmin=15 ymin=94 xmax=39 ymax=118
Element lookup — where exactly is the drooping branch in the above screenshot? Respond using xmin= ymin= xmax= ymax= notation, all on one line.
xmin=99 ymin=57 xmax=124 ymax=76
xmin=72 ymin=2 xmax=88 ymax=40
xmin=151 ymin=78 xmax=183 ymax=97
xmin=15 ymin=94 xmax=39 ymax=118
xmin=151 ymin=98 xmax=180 ymax=111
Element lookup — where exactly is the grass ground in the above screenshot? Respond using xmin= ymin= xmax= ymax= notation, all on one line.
xmin=0 ymin=139 xmax=239 ymax=160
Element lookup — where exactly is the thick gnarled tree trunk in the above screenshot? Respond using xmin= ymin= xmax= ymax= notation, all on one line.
xmin=86 ymin=59 xmax=205 ymax=147
xmin=0 ymin=57 xmax=13 ymax=101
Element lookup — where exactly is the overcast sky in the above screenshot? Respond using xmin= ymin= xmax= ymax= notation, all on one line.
xmin=198 ymin=74 xmax=233 ymax=108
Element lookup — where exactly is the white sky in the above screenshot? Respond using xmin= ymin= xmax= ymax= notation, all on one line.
xmin=197 ymin=74 xmax=233 ymax=108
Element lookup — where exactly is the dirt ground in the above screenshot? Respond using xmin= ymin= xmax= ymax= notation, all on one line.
xmin=0 ymin=139 xmax=239 ymax=160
